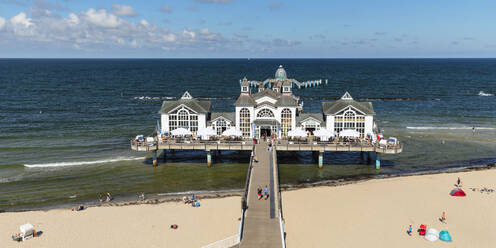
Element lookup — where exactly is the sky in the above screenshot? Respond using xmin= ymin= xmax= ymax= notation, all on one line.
xmin=0 ymin=0 xmax=496 ymax=58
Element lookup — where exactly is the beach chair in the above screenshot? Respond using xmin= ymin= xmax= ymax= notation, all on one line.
xmin=419 ymin=224 xmax=427 ymax=236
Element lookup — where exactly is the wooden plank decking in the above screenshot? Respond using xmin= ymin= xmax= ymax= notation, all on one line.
xmin=239 ymin=143 xmax=283 ymax=248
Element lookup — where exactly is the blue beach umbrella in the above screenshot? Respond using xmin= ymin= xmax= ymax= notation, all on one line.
xmin=439 ymin=230 xmax=452 ymax=242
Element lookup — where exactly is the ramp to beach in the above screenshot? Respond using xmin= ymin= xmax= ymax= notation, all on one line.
xmin=239 ymin=143 xmax=284 ymax=248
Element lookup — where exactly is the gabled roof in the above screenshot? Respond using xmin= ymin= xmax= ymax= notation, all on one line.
xmin=211 ymin=112 xmax=235 ymax=123
xmin=297 ymin=113 xmax=324 ymax=124
xmin=234 ymin=94 xmax=256 ymax=106
xmin=275 ymin=94 xmax=298 ymax=107
xmin=256 ymin=101 xmax=277 ymax=108
xmin=322 ymin=100 xmax=375 ymax=115
xmin=159 ymin=92 xmax=211 ymax=114
xmin=252 ymin=88 xmax=281 ymax=100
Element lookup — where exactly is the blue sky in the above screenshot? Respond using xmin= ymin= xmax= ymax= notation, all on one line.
xmin=0 ymin=0 xmax=495 ymax=58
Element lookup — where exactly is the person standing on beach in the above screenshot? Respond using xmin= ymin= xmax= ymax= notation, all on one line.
xmin=472 ymin=126 xmax=476 ymax=136
xmin=441 ymin=211 xmax=447 ymax=223
xmin=407 ymin=225 xmax=412 ymax=236
xmin=457 ymin=177 xmax=462 ymax=187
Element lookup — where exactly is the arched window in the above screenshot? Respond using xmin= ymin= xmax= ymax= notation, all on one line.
xmin=281 ymin=108 xmax=292 ymax=137
xmin=215 ymin=119 xmax=227 ymax=135
xmin=178 ymin=109 xmax=189 ymax=129
xmin=256 ymin=109 xmax=275 ymax=118
xmin=334 ymin=107 xmax=365 ymax=137
xmin=240 ymin=108 xmax=251 ymax=137
xmin=343 ymin=110 xmax=355 ymax=130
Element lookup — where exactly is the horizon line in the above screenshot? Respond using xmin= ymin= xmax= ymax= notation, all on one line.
xmin=1 ymin=57 xmax=496 ymax=60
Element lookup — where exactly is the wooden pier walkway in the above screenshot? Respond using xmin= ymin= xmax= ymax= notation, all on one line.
xmin=239 ymin=143 xmax=284 ymax=248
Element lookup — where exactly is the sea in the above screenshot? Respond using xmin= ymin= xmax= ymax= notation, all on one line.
xmin=1 ymin=59 xmax=495 ymax=211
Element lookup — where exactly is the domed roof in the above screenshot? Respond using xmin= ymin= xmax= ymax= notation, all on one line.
xmin=275 ymin=65 xmax=287 ymax=79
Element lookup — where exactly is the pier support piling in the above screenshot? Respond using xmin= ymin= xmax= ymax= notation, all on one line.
xmin=152 ymin=150 xmax=158 ymax=167
xmin=318 ymin=151 xmax=324 ymax=169
xmin=207 ymin=150 xmax=212 ymax=167
xmin=375 ymin=154 xmax=381 ymax=169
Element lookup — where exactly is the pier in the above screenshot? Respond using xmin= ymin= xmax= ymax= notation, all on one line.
xmin=239 ymin=143 xmax=284 ymax=247
xmin=130 ymin=138 xmax=402 ymax=168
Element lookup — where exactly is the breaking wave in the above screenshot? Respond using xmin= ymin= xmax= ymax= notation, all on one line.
xmin=24 ymin=157 xmax=145 ymax=168
xmin=406 ymin=126 xmax=496 ymax=130
xmin=478 ymin=91 xmax=494 ymax=96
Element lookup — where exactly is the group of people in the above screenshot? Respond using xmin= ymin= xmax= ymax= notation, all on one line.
xmin=98 ymin=192 xmax=113 ymax=203
xmin=183 ymin=194 xmax=200 ymax=207
xmin=257 ymin=185 xmax=269 ymax=200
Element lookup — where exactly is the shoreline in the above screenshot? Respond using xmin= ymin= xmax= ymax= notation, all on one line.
xmin=2 ymin=162 xmax=494 ymax=213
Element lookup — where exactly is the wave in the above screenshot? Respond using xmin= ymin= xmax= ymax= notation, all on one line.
xmin=303 ymin=97 xmax=440 ymax=101
xmin=24 ymin=156 xmax=145 ymax=168
xmin=406 ymin=126 xmax=496 ymax=130
xmin=478 ymin=91 xmax=494 ymax=96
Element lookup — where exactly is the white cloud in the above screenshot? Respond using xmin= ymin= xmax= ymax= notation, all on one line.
xmin=140 ymin=19 xmax=149 ymax=27
xmin=183 ymin=29 xmax=195 ymax=39
xmin=11 ymin=12 xmax=33 ymax=27
xmin=83 ymin=8 xmax=122 ymax=28
xmin=67 ymin=13 xmax=79 ymax=25
xmin=163 ymin=33 xmax=176 ymax=42
xmin=0 ymin=17 xmax=6 ymax=30
xmin=10 ymin=12 xmax=34 ymax=36
xmin=111 ymin=4 xmax=137 ymax=17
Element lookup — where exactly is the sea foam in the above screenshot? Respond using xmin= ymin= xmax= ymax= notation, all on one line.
xmin=478 ymin=91 xmax=494 ymax=96
xmin=24 ymin=157 xmax=145 ymax=168
xmin=406 ymin=126 xmax=496 ymax=130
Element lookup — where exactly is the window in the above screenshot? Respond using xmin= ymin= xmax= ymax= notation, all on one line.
xmin=256 ymin=108 xmax=275 ymax=118
xmin=283 ymin=87 xmax=289 ymax=92
xmin=178 ymin=110 xmax=189 ymax=129
xmin=334 ymin=107 xmax=365 ymax=137
xmin=215 ymin=119 xmax=228 ymax=135
xmin=281 ymin=108 xmax=292 ymax=137
xmin=169 ymin=115 xmax=177 ymax=131
xmin=242 ymin=86 xmax=248 ymax=92
xmin=168 ymin=107 xmax=199 ymax=132
xmin=190 ymin=115 xmax=198 ymax=132
xmin=240 ymin=108 xmax=251 ymax=138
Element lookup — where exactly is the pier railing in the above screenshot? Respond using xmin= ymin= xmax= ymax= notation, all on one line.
xmin=272 ymin=142 xmax=286 ymax=247
xmin=277 ymin=140 xmax=402 ymax=154
xmin=239 ymin=144 xmax=255 ymax=241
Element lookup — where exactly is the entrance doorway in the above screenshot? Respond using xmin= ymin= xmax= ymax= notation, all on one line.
xmin=260 ymin=127 xmax=271 ymax=138
xmin=305 ymin=128 xmax=315 ymax=135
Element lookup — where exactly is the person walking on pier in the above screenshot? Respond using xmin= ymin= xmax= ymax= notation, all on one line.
xmin=264 ymin=185 xmax=269 ymax=200
xmin=257 ymin=186 xmax=263 ymax=200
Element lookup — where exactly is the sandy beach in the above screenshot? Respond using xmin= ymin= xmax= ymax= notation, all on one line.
xmin=284 ymin=168 xmax=496 ymax=248
xmin=1 ymin=168 xmax=496 ymax=247
xmin=0 ymin=197 xmax=241 ymax=248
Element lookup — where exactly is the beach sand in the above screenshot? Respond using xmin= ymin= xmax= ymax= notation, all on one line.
xmin=1 ymin=169 xmax=496 ymax=247
xmin=284 ymin=169 xmax=496 ymax=248
xmin=0 ymin=197 xmax=241 ymax=248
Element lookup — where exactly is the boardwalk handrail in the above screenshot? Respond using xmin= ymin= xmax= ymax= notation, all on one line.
xmin=201 ymin=234 xmax=240 ymax=248
xmin=273 ymin=142 xmax=286 ymax=248
xmin=241 ymin=144 xmax=255 ymax=211
xmin=239 ymin=144 xmax=255 ymax=242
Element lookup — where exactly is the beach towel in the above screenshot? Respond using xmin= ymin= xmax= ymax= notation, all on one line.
xmin=439 ymin=230 xmax=452 ymax=242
